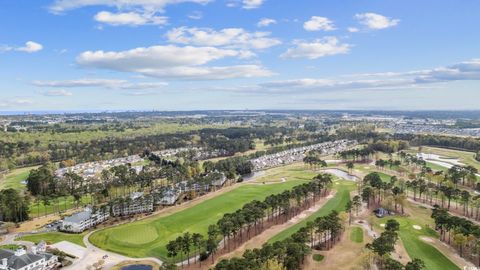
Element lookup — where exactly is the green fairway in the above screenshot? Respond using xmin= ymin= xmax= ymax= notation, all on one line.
xmin=374 ymin=214 xmax=459 ymax=270
xmin=0 ymin=166 xmax=36 ymax=191
xmin=90 ymin=179 xmax=309 ymax=260
xmin=350 ymin=227 xmax=364 ymax=243
xmin=425 ymin=161 xmax=449 ymax=172
xmin=268 ymin=180 xmax=355 ymax=243
xmin=17 ymin=232 xmax=87 ymax=247
xmin=29 ymin=194 xmax=91 ymax=218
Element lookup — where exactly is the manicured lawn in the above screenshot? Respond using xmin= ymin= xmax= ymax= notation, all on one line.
xmin=17 ymin=232 xmax=87 ymax=247
xmin=29 ymin=195 xmax=92 ymax=218
xmin=373 ymin=213 xmax=459 ymax=270
xmin=0 ymin=244 xmax=25 ymax=250
xmin=90 ymin=179 xmax=309 ymax=260
xmin=0 ymin=166 xmax=37 ymax=191
xmin=312 ymin=254 xmax=324 ymax=262
xmin=350 ymin=227 xmax=364 ymax=243
xmin=425 ymin=161 xmax=449 ymax=172
xmin=268 ymin=180 xmax=355 ymax=243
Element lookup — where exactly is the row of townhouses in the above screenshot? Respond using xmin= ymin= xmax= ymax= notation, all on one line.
xmin=250 ymin=140 xmax=357 ymax=171
xmin=55 ymin=155 xmax=144 ymax=181
xmin=59 ymin=172 xmax=227 ymax=233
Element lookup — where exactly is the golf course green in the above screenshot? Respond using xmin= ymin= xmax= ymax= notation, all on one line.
xmin=374 ymin=214 xmax=460 ymax=270
xmin=89 ymin=179 xmax=309 ymax=260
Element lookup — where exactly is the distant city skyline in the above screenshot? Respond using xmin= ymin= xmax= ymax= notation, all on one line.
xmin=1 ymin=0 xmax=480 ymax=111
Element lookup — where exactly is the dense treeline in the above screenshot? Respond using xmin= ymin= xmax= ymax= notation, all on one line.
xmin=214 ymin=211 xmax=342 ymax=270
xmin=0 ymin=188 xmax=30 ymax=222
xmin=165 ymin=173 xmax=335 ymax=267
xmin=0 ymin=126 xmax=289 ymax=170
xmin=395 ymin=134 xmax=480 ymax=152
xmin=432 ymin=207 xmax=480 ymax=266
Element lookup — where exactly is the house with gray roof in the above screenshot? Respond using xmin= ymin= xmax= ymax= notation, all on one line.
xmin=0 ymin=247 xmax=57 ymax=270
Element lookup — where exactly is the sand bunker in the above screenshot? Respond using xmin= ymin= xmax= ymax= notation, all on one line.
xmin=420 ymin=236 xmax=434 ymax=243
xmin=413 ymin=225 xmax=422 ymax=230
xmin=380 ymin=223 xmax=385 ymax=227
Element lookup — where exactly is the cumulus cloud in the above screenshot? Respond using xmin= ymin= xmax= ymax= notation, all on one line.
xmin=243 ymin=0 xmax=264 ymax=9
xmin=41 ymin=89 xmax=73 ymax=96
xmin=166 ymin=27 xmax=281 ymax=50
xmin=75 ymin=45 xmax=273 ymax=80
xmin=257 ymin=18 xmax=276 ymax=27
xmin=1 ymin=41 xmax=43 ymax=53
xmin=303 ymin=16 xmax=335 ymax=31
xmin=49 ymin=0 xmax=211 ymax=14
xmin=94 ymin=11 xmax=167 ymax=26
xmin=17 ymin=41 xmax=43 ymax=53
xmin=281 ymin=37 xmax=350 ymax=59
xmin=33 ymin=78 xmax=168 ymax=90
xmin=355 ymin=13 xmax=399 ymax=30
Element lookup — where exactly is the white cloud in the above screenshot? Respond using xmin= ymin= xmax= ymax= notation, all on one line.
xmin=12 ymin=41 xmax=43 ymax=53
xmin=41 ymin=89 xmax=73 ymax=96
xmin=355 ymin=13 xmax=399 ymax=30
xmin=166 ymin=27 xmax=281 ymax=50
xmin=94 ymin=11 xmax=167 ymax=26
xmin=245 ymin=58 xmax=480 ymax=94
xmin=0 ymin=99 xmax=34 ymax=108
xmin=188 ymin=11 xmax=203 ymax=20
xmin=243 ymin=0 xmax=264 ymax=9
xmin=75 ymin=45 xmax=273 ymax=80
xmin=49 ymin=0 xmax=211 ymax=14
xmin=347 ymin=27 xmax=359 ymax=33
xmin=33 ymin=79 xmax=168 ymax=89
xmin=1 ymin=41 xmax=43 ymax=53
xmin=303 ymin=16 xmax=335 ymax=31
xmin=281 ymin=37 xmax=350 ymax=59
xmin=257 ymin=18 xmax=276 ymax=27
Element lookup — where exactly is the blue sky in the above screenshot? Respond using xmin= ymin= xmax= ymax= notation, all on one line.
xmin=1 ymin=0 xmax=480 ymax=111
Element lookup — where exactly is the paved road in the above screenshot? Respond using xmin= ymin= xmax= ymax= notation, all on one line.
xmin=66 ymin=232 xmax=163 ymax=270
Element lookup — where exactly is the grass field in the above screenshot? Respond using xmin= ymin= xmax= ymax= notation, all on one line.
xmin=373 ymin=205 xmax=460 ymax=270
xmin=90 ymin=177 xmax=311 ymax=260
xmin=350 ymin=227 xmax=364 ymax=243
xmin=425 ymin=161 xmax=449 ymax=172
xmin=0 ymin=166 xmax=37 ymax=191
xmin=29 ymin=195 xmax=92 ymax=218
xmin=17 ymin=232 xmax=87 ymax=247
xmin=0 ymin=244 xmax=25 ymax=250
xmin=268 ymin=180 xmax=355 ymax=243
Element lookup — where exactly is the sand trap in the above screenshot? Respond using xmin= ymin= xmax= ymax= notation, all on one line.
xmin=413 ymin=225 xmax=422 ymax=230
xmin=380 ymin=223 xmax=385 ymax=227
xmin=420 ymin=236 xmax=434 ymax=243
xmin=364 ymin=167 xmax=370 ymax=169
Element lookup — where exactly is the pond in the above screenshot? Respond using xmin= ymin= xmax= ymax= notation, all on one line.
xmin=121 ymin=265 xmax=153 ymax=270
xmin=322 ymin=168 xmax=359 ymax=182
